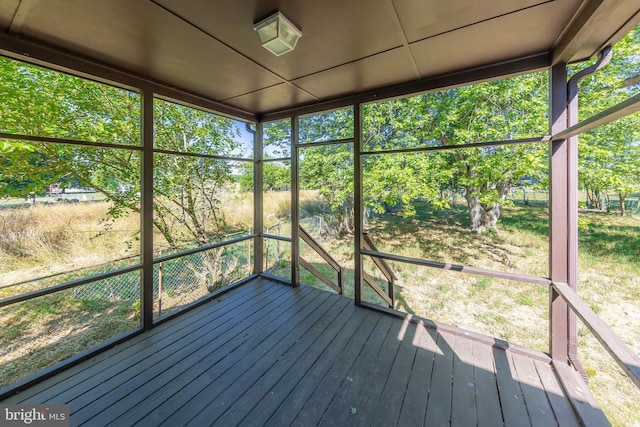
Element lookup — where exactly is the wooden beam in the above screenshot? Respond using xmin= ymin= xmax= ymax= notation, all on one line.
xmin=552 ymin=282 xmax=640 ymax=390
xmin=549 ymin=62 xmax=570 ymax=363
xmin=299 ymin=257 xmax=341 ymax=294
xmin=299 ymin=226 xmax=341 ymax=272
xmin=360 ymin=249 xmax=552 ymax=286
xmin=552 ymin=91 xmax=640 ymax=141
xmin=362 ymin=234 xmax=397 ymax=282
xmin=552 ymin=0 xmax=607 ymax=64
xmin=354 ymin=102 xmax=363 ymax=306
xmin=363 ymin=272 xmax=393 ymax=307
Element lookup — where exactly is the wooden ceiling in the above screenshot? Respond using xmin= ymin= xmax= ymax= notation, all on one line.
xmin=0 ymin=0 xmax=639 ymax=120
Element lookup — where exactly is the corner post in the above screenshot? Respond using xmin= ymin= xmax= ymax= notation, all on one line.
xmin=140 ymin=87 xmax=154 ymax=329
xmin=354 ymin=103 xmax=363 ymax=305
xmin=291 ymin=116 xmax=300 ymax=286
xmin=549 ymin=63 xmax=570 ymax=362
xmin=253 ymin=122 xmax=264 ymax=275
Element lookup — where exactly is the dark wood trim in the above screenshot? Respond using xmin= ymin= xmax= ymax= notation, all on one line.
xmin=361 ymin=136 xmax=548 ymax=156
xmin=296 ymin=138 xmax=354 ymax=147
xmin=263 ymin=234 xmax=292 ymax=242
xmin=551 ymin=92 xmax=640 ymax=141
xmin=253 ymin=122 xmax=264 ymax=275
xmin=0 ymin=328 xmax=143 ymax=401
xmin=262 ymin=157 xmax=292 ymax=163
xmin=0 ymin=265 xmax=142 ymax=308
xmin=362 ymin=272 xmax=393 ymax=306
xmin=0 ymin=132 xmax=143 ymax=151
xmin=152 ymin=235 xmax=256 ymax=264
xmin=354 ymin=102 xmax=363 ymax=306
xmin=299 ymin=226 xmax=342 ymax=272
xmin=291 ymin=116 xmax=300 ymax=286
xmin=299 ymin=258 xmax=341 ymax=294
xmin=361 ymin=249 xmax=552 ymax=286
xmin=549 ymin=62 xmax=570 ymax=363
xmin=141 ymin=88 xmax=154 ymax=329
xmin=259 ymin=272 xmax=293 ymax=286
xmin=552 ymin=0 xmax=606 ymax=64
xmin=153 ymin=148 xmax=254 ymax=162
xmin=552 ymin=282 xmax=640 ymax=389
xmin=362 ymin=234 xmax=397 ymax=282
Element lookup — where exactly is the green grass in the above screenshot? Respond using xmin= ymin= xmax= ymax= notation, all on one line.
xmin=0 ymin=289 xmax=138 ymax=388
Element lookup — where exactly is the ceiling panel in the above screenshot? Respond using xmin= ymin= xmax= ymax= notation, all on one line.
xmin=0 ymin=0 xmax=19 ymax=31
xmin=8 ymin=0 xmax=282 ymax=101
xmin=292 ymin=47 xmax=417 ymax=101
xmin=565 ymin=3 xmax=640 ymax=62
xmin=153 ymin=0 xmax=406 ymax=81
xmin=410 ymin=1 xmax=578 ymax=77
xmin=223 ymin=83 xmax=318 ymax=113
xmin=392 ymin=0 xmax=548 ymax=43
xmin=0 ymin=0 xmax=637 ymax=117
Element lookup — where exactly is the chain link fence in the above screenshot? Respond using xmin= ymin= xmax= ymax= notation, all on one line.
xmin=1 ymin=239 xmax=254 ymax=319
xmin=154 ymin=240 xmax=253 ymax=318
xmin=0 ymin=256 xmax=140 ymax=300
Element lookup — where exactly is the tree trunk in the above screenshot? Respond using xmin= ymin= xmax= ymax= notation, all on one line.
xmin=465 ymin=189 xmax=503 ymax=233
xmin=619 ymin=193 xmax=626 ymax=216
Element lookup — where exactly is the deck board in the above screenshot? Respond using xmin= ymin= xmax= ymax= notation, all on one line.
xmin=396 ymin=322 xmax=437 ymax=426
xmin=451 ymin=334 xmax=477 ymax=426
xmin=493 ymin=346 xmax=531 ymax=427
xmin=513 ymin=352 xmax=559 ymax=426
xmin=473 ymin=340 xmax=503 ymax=427
xmin=424 ymin=330 xmax=456 ymax=425
xmin=1 ymin=277 xmax=600 ymax=426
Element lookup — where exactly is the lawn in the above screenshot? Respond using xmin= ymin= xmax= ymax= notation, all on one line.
xmin=298 ymin=199 xmax=639 ymax=426
xmin=1 ymin=193 xmax=638 ymax=425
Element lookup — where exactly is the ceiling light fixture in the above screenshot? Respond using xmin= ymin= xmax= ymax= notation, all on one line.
xmin=253 ymin=12 xmax=302 ymax=56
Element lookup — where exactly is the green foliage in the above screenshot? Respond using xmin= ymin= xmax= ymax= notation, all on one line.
xmin=0 ymin=56 xmax=244 ymax=250
xmin=239 ymin=161 xmax=290 ymax=192
xmin=574 ymin=27 xmax=640 ymax=213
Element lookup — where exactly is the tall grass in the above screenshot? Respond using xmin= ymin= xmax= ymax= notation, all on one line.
xmin=0 ymin=202 xmax=139 ymax=284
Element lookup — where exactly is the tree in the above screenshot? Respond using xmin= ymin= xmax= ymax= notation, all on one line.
xmin=363 ymin=74 xmax=549 ymax=233
xmin=574 ymin=26 xmax=640 ymax=215
xmin=0 ymin=57 xmax=245 ymax=291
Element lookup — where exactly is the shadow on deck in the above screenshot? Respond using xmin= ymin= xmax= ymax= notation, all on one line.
xmin=1 ymin=277 xmax=603 ymax=426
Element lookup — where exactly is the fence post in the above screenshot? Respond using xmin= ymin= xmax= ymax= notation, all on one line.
xmin=247 ymin=232 xmax=252 ymax=275
xmin=158 ymin=260 xmax=163 ymax=317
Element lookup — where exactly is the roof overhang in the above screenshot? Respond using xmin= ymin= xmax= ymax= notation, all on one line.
xmin=1 ymin=0 xmax=639 ymax=121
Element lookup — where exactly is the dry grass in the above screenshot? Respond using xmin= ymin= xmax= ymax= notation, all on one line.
xmin=0 ymin=201 xmax=139 ymax=285
xmin=1 ymin=192 xmax=638 ymax=425
xmin=299 ymin=201 xmax=638 ymax=427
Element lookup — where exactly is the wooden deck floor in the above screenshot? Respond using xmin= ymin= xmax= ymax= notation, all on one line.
xmin=2 ymin=277 xmax=596 ymax=426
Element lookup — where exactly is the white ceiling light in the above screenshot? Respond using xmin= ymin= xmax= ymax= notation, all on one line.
xmin=253 ymin=12 xmax=302 ymax=56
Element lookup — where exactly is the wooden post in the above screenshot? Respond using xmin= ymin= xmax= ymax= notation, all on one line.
xmin=291 ymin=116 xmax=300 ymax=286
xmin=354 ymin=103 xmax=363 ymax=305
xmin=254 ymin=122 xmax=264 ymax=276
xmin=549 ymin=63 xmax=570 ymax=363
xmin=158 ymin=259 xmax=163 ymax=317
xmin=140 ymin=87 xmax=154 ymax=329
